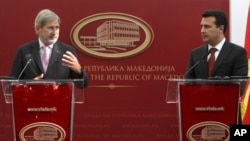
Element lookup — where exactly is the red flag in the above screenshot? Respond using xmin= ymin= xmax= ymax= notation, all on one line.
xmin=241 ymin=5 xmax=250 ymax=124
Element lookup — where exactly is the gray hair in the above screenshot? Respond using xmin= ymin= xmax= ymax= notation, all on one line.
xmin=34 ymin=9 xmax=60 ymax=27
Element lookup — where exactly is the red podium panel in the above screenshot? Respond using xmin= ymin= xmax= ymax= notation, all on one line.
xmin=166 ymin=79 xmax=241 ymax=141
xmin=0 ymin=79 xmax=84 ymax=141
xmin=179 ymin=83 xmax=239 ymax=141
xmin=12 ymin=82 xmax=72 ymax=140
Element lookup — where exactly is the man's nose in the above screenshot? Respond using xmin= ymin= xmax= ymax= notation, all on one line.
xmin=200 ymin=26 xmax=204 ymax=32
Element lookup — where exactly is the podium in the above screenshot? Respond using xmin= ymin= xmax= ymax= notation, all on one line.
xmin=0 ymin=79 xmax=84 ymax=141
xmin=166 ymin=79 xmax=243 ymax=141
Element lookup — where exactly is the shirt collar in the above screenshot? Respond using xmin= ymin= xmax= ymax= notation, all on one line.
xmin=38 ymin=38 xmax=53 ymax=49
xmin=208 ymin=38 xmax=225 ymax=51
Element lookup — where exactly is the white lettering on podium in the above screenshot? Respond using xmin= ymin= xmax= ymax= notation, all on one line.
xmin=27 ymin=107 xmax=57 ymax=112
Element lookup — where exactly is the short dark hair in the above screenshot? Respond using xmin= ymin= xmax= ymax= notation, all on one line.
xmin=202 ymin=10 xmax=228 ymax=33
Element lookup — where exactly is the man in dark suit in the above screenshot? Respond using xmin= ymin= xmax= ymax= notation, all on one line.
xmin=10 ymin=9 xmax=88 ymax=88
xmin=185 ymin=10 xmax=248 ymax=79
xmin=184 ymin=10 xmax=248 ymax=124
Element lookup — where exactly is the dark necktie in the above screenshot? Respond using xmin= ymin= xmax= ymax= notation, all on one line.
xmin=208 ymin=48 xmax=217 ymax=76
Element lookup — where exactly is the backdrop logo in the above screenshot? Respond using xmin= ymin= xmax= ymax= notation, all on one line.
xmin=19 ymin=122 xmax=66 ymax=141
xmin=70 ymin=12 xmax=154 ymax=59
xmin=186 ymin=121 xmax=230 ymax=141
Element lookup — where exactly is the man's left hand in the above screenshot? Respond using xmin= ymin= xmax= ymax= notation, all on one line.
xmin=62 ymin=51 xmax=82 ymax=74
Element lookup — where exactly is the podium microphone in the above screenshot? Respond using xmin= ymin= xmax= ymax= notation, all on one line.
xmin=185 ymin=50 xmax=211 ymax=75
xmin=18 ymin=58 xmax=32 ymax=79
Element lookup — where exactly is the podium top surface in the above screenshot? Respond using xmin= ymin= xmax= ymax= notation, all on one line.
xmin=0 ymin=76 xmax=15 ymax=79
xmin=168 ymin=78 xmax=249 ymax=83
xmin=0 ymin=79 xmax=85 ymax=83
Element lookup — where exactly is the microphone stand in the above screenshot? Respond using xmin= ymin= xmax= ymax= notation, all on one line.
xmin=185 ymin=50 xmax=211 ymax=76
xmin=18 ymin=58 xmax=32 ymax=79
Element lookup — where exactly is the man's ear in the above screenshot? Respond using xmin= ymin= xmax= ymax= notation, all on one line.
xmin=218 ymin=25 xmax=225 ymax=33
xmin=34 ymin=25 xmax=40 ymax=35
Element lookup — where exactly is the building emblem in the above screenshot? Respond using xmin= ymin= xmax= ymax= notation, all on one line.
xmin=19 ymin=122 xmax=66 ymax=141
xmin=186 ymin=121 xmax=230 ymax=141
xmin=70 ymin=12 xmax=154 ymax=59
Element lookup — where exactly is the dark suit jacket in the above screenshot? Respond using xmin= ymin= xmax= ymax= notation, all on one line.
xmin=185 ymin=41 xmax=248 ymax=79
xmin=10 ymin=40 xmax=88 ymax=88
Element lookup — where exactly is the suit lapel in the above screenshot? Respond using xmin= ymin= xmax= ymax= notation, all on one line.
xmin=46 ymin=43 xmax=62 ymax=73
xmin=30 ymin=41 xmax=44 ymax=73
xmin=212 ymin=41 xmax=231 ymax=75
xmin=200 ymin=46 xmax=209 ymax=77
